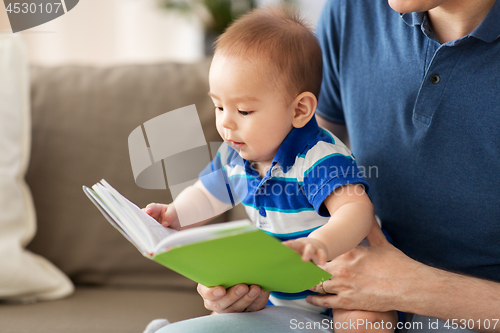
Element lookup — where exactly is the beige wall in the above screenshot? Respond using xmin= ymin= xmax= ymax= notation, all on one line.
xmin=1 ymin=0 xmax=325 ymax=66
xmin=4 ymin=0 xmax=204 ymax=66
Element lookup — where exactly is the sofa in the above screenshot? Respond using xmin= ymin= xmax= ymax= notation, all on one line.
xmin=0 ymin=36 xmax=247 ymax=333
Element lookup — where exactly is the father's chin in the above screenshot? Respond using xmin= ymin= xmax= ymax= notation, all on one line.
xmin=387 ymin=0 xmax=443 ymax=14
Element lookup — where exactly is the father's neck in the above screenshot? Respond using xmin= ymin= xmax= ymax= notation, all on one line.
xmin=428 ymin=0 xmax=496 ymax=43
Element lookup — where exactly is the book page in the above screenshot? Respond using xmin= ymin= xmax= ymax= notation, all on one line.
xmin=85 ymin=180 xmax=257 ymax=258
xmin=83 ymin=186 xmax=142 ymax=251
xmin=98 ymin=181 xmax=179 ymax=247
xmin=91 ymin=184 xmax=155 ymax=253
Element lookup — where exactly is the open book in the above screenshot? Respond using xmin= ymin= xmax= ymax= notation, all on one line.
xmin=82 ymin=180 xmax=332 ymax=293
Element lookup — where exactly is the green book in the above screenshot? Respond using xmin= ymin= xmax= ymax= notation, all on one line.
xmin=83 ymin=180 xmax=332 ymax=293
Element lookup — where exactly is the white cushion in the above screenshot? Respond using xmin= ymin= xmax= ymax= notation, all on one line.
xmin=0 ymin=34 xmax=73 ymax=302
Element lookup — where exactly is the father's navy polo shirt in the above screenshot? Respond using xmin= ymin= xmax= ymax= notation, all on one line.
xmin=316 ymin=0 xmax=500 ymax=281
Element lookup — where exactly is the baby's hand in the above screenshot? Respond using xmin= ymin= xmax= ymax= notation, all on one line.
xmin=283 ymin=238 xmax=328 ymax=266
xmin=142 ymin=203 xmax=181 ymax=230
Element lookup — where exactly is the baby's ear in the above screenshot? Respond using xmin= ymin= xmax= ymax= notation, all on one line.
xmin=292 ymin=92 xmax=317 ymax=128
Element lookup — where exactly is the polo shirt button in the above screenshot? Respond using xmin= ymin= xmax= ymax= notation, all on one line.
xmin=430 ymin=74 xmax=440 ymax=84
xmin=259 ymin=207 xmax=266 ymax=217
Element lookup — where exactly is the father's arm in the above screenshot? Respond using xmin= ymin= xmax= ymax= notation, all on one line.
xmin=407 ymin=258 xmax=500 ymax=332
xmin=308 ymin=222 xmax=500 ymax=333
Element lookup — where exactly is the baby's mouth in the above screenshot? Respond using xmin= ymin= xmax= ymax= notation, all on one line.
xmin=227 ymin=140 xmax=245 ymax=149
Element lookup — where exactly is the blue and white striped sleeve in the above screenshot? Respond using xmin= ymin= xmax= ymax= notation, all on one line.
xmin=301 ymin=141 xmax=369 ymax=217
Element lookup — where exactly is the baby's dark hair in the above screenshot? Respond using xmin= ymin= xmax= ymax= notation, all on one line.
xmin=214 ymin=4 xmax=323 ymax=101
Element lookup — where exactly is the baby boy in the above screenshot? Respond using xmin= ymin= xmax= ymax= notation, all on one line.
xmin=145 ymin=5 xmax=397 ymax=332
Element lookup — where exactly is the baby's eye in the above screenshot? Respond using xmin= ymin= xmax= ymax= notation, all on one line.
xmin=238 ymin=110 xmax=252 ymax=116
xmin=215 ymin=106 xmax=223 ymax=112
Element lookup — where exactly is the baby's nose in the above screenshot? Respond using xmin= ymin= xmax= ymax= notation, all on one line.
xmin=221 ymin=112 xmax=236 ymax=129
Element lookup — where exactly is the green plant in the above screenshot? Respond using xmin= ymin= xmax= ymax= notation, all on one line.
xmin=159 ymin=0 xmax=256 ymax=35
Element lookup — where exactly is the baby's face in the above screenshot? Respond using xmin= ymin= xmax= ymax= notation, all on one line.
xmin=209 ymin=54 xmax=295 ymax=167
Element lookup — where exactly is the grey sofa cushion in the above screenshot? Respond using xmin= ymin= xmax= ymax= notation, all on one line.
xmin=0 ymin=286 xmax=210 ymax=333
xmin=25 ymin=60 xmax=228 ymax=288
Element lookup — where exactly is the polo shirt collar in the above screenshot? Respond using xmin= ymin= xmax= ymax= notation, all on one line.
xmin=470 ymin=0 xmax=500 ymax=43
xmin=400 ymin=12 xmax=424 ymax=27
xmin=400 ymin=12 xmax=439 ymax=42
xmin=401 ymin=1 xmax=500 ymax=43
xmin=272 ymin=117 xmax=320 ymax=172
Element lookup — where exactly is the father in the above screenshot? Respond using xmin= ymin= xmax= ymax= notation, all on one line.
xmin=158 ymin=0 xmax=500 ymax=332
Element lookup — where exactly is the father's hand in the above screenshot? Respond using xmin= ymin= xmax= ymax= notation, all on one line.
xmin=197 ymin=283 xmax=270 ymax=314
xmin=307 ymin=221 xmax=419 ymax=313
